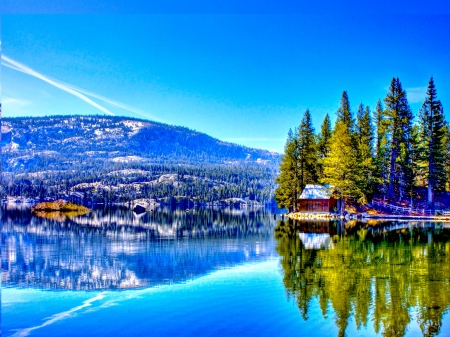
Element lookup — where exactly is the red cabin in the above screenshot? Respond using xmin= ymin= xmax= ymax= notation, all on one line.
xmin=298 ymin=184 xmax=340 ymax=214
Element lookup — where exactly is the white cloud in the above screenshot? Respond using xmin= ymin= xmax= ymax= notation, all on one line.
xmin=3 ymin=97 xmax=31 ymax=108
xmin=405 ymin=86 xmax=427 ymax=104
xmin=61 ymin=82 xmax=164 ymax=122
xmin=2 ymin=55 xmax=115 ymax=116
xmin=1 ymin=55 xmax=163 ymax=122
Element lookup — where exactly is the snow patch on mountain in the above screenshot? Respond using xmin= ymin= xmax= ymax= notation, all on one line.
xmin=1 ymin=123 xmax=12 ymax=133
xmin=107 ymin=169 xmax=149 ymax=176
xmin=110 ymin=156 xmax=146 ymax=163
xmin=256 ymin=158 xmax=269 ymax=165
xmin=94 ymin=128 xmax=124 ymax=138
xmin=122 ymin=120 xmax=148 ymax=137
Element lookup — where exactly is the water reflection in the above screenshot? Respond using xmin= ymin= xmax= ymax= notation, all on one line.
xmin=275 ymin=219 xmax=450 ymax=337
xmin=1 ymin=205 xmax=277 ymax=291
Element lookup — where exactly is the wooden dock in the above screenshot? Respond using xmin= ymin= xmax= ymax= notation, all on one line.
xmin=363 ymin=214 xmax=450 ymax=221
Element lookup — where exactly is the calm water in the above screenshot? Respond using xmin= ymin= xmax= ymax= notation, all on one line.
xmin=2 ymin=205 xmax=450 ymax=336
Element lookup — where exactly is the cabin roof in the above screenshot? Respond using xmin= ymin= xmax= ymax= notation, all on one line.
xmin=299 ymin=184 xmax=335 ymax=200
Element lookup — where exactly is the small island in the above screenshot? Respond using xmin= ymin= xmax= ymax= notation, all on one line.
xmin=31 ymin=200 xmax=91 ymax=220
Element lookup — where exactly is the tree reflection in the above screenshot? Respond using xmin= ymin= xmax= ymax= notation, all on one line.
xmin=1 ymin=205 xmax=277 ymax=290
xmin=275 ymin=219 xmax=450 ymax=337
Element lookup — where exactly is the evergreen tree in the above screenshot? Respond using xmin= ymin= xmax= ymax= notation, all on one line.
xmin=418 ymin=77 xmax=447 ymax=203
xmin=400 ymin=131 xmax=415 ymax=202
xmin=318 ymin=113 xmax=332 ymax=158
xmin=321 ymin=120 xmax=359 ymax=199
xmin=444 ymin=125 xmax=450 ymax=191
xmin=295 ymin=109 xmax=319 ymax=191
xmin=355 ymin=103 xmax=365 ymax=141
xmin=317 ymin=113 xmax=332 ymax=178
xmin=373 ymin=99 xmax=390 ymax=195
xmin=384 ymin=78 xmax=414 ymax=200
xmin=321 ymin=91 xmax=360 ymax=202
xmin=275 ymin=129 xmax=298 ymax=211
xmin=355 ymin=104 xmax=375 ymax=203
xmin=411 ymin=125 xmax=426 ymax=190
xmin=275 ymin=110 xmax=318 ymax=210
xmin=336 ymin=91 xmax=354 ymax=133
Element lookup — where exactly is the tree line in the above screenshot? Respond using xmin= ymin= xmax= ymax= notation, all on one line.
xmin=1 ymin=114 xmax=280 ymax=204
xmin=3 ymin=162 xmax=277 ymax=204
xmin=276 ymin=77 xmax=449 ymax=210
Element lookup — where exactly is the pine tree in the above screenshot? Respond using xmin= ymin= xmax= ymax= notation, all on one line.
xmin=318 ymin=114 xmax=332 ymax=158
xmin=384 ymin=78 xmax=414 ymax=200
xmin=275 ymin=110 xmax=318 ymax=210
xmin=321 ymin=120 xmax=359 ymax=199
xmin=295 ymin=109 xmax=318 ymax=190
xmin=355 ymin=104 xmax=375 ymax=203
xmin=336 ymin=91 xmax=354 ymax=133
xmin=321 ymin=92 xmax=360 ymax=203
xmin=418 ymin=77 xmax=447 ymax=203
xmin=373 ymin=99 xmax=390 ymax=195
xmin=317 ymin=113 xmax=332 ymax=178
xmin=411 ymin=124 xmax=426 ymax=189
xmin=444 ymin=125 xmax=450 ymax=191
xmin=275 ymin=129 xmax=297 ymax=210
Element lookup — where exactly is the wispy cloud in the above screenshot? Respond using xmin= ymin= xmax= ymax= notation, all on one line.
xmin=1 ymin=55 xmax=163 ymax=122
xmin=2 ymin=55 xmax=115 ymax=116
xmin=405 ymin=86 xmax=427 ymax=104
xmin=3 ymin=97 xmax=31 ymax=108
xmin=61 ymin=82 xmax=164 ymax=122
xmin=10 ymin=293 xmax=105 ymax=337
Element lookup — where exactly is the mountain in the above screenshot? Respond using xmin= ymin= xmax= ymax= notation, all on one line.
xmin=1 ymin=115 xmax=280 ymax=204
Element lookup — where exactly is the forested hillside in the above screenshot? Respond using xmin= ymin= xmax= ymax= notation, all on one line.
xmin=1 ymin=115 xmax=279 ymax=204
xmin=276 ymin=77 xmax=450 ymax=210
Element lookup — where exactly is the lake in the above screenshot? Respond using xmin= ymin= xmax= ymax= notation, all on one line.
xmin=2 ymin=204 xmax=450 ymax=336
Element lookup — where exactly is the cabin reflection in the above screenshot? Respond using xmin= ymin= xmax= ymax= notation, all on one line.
xmin=1 ymin=205 xmax=277 ymax=291
xmin=275 ymin=219 xmax=450 ymax=337
xmin=298 ymin=233 xmax=333 ymax=249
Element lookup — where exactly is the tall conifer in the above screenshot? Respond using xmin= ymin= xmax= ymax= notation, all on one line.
xmin=355 ymin=103 xmax=365 ymax=142
xmin=373 ymin=99 xmax=390 ymax=194
xmin=336 ymin=91 xmax=354 ymax=133
xmin=317 ymin=114 xmax=332 ymax=179
xmin=356 ymin=104 xmax=375 ymax=203
xmin=322 ymin=92 xmax=359 ymax=200
xmin=321 ymin=120 xmax=359 ymax=198
xmin=418 ymin=77 xmax=447 ymax=203
xmin=295 ymin=109 xmax=318 ymax=190
xmin=275 ymin=129 xmax=298 ymax=210
xmin=411 ymin=125 xmax=425 ymax=189
xmin=384 ymin=78 xmax=414 ymax=199
xmin=444 ymin=125 xmax=450 ymax=191
xmin=275 ymin=110 xmax=318 ymax=210
xmin=318 ymin=113 xmax=332 ymax=158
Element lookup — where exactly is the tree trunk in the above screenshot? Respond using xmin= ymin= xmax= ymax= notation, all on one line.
xmin=387 ymin=147 xmax=397 ymax=198
xmin=428 ymin=184 xmax=433 ymax=204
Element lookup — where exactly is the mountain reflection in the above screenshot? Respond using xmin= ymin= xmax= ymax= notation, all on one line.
xmin=1 ymin=205 xmax=277 ymax=291
xmin=275 ymin=219 xmax=450 ymax=337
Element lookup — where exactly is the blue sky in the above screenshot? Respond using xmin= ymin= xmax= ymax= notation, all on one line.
xmin=2 ymin=5 xmax=450 ymax=152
